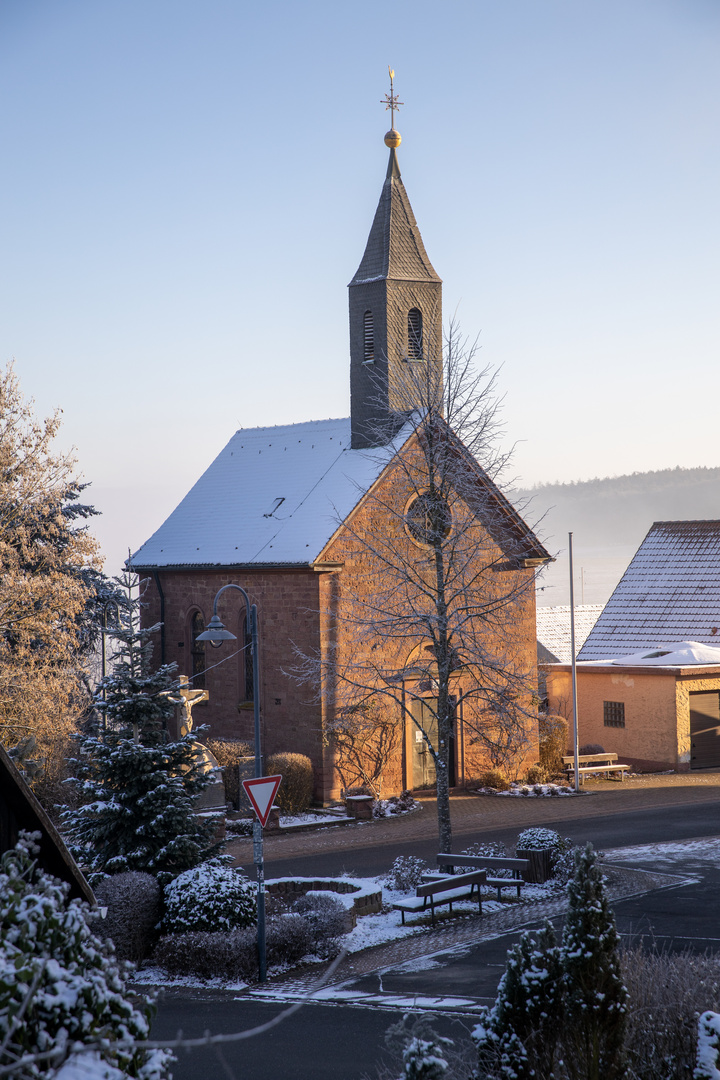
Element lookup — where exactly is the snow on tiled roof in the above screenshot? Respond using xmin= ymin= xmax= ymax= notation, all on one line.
xmin=608 ymin=641 xmax=720 ymax=667
xmin=536 ymin=605 xmax=603 ymax=664
xmin=578 ymin=521 xmax=720 ymax=661
xmin=130 ymin=417 xmax=407 ymax=569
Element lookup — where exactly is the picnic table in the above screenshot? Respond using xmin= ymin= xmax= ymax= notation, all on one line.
xmin=563 ymin=753 xmax=630 ymax=783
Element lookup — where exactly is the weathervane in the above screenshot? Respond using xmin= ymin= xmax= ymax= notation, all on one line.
xmin=381 ymin=66 xmax=403 ymax=149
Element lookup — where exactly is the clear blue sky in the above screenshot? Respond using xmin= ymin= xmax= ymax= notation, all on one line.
xmin=1 ymin=0 xmax=718 ymax=576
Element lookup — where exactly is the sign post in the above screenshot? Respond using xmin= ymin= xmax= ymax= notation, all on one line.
xmin=242 ymin=774 xmax=282 ymax=982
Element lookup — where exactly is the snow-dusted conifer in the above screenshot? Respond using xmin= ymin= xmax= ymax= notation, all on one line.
xmin=474 ymin=921 xmax=562 ymax=1079
xmin=62 ymin=572 xmax=219 ymax=883
xmin=561 ymin=843 xmax=627 ymax=1080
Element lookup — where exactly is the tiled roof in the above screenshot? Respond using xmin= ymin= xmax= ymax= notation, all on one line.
xmin=536 ymin=605 xmax=603 ymax=664
xmin=349 ymin=148 xmax=441 ymax=286
xmin=578 ymin=521 xmax=720 ymax=660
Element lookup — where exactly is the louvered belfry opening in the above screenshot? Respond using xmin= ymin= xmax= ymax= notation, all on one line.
xmin=363 ymin=310 xmax=374 ymax=362
xmin=407 ymin=308 xmax=423 ymax=360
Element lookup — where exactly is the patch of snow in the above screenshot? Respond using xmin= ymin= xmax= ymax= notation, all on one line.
xmin=605 ymin=836 xmax=720 ymax=865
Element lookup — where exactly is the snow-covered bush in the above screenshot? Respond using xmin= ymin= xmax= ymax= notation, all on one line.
xmin=94 ymin=872 xmax=160 ymax=963
xmin=516 ymin=827 xmax=571 ymax=860
xmin=562 ymin=844 xmax=627 ymax=1080
xmin=696 ymin=1012 xmax=720 ymax=1080
xmin=462 ymin=841 xmax=507 ymax=859
xmin=474 ymin=922 xmax=562 ymax=1080
xmin=384 ymin=856 xmax=428 ymax=891
xmin=373 ymin=790 xmax=418 ymax=817
xmin=0 ymin=832 xmax=171 ymax=1079
xmin=292 ymin=894 xmax=347 ymax=956
xmin=163 ymin=862 xmax=256 ymax=934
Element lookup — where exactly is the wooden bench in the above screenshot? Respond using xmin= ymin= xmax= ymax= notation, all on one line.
xmin=392 ymin=869 xmax=486 ymax=925
xmin=563 ymin=754 xmax=630 ymax=783
xmin=433 ymin=854 xmax=529 ymax=901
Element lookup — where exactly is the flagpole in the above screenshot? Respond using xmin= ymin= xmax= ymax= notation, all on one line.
xmin=569 ymin=532 xmax=580 ymax=792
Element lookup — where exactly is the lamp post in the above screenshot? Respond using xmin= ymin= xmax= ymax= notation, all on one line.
xmin=194 ymin=584 xmax=266 ymax=981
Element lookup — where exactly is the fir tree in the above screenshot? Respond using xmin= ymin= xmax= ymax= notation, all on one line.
xmin=474 ymin=921 xmax=563 ymax=1080
xmin=561 ymin=844 xmax=627 ymax=1080
xmin=62 ymin=573 xmax=220 ymax=883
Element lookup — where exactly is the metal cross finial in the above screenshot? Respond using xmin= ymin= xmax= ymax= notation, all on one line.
xmin=381 ymin=65 xmax=403 ymax=129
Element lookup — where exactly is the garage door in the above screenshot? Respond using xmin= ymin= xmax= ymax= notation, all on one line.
xmin=690 ymin=691 xmax=720 ymax=769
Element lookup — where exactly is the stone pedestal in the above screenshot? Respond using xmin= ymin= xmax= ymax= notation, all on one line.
xmin=345 ymin=794 xmax=375 ymax=820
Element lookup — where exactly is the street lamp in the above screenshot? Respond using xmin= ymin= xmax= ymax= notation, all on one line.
xmin=194 ymin=584 xmax=266 ymax=981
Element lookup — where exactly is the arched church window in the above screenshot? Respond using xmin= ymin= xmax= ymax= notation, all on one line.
xmin=190 ymin=611 xmax=206 ymax=690
xmin=408 ymin=308 xmax=423 ymax=360
xmin=363 ymin=310 xmax=374 ymax=362
xmin=239 ymin=614 xmax=254 ymax=702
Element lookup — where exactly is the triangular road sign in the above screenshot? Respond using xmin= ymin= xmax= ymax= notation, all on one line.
xmin=242 ymin=774 xmax=282 ymax=827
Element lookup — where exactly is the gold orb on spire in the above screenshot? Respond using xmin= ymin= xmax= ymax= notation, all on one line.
xmin=384 ymin=128 xmax=401 ymax=148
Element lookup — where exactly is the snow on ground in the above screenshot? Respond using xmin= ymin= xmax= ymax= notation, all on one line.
xmin=605 ymin=836 xmax=720 ymax=865
xmin=278 ymin=811 xmax=346 ymax=827
xmin=476 ymin=783 xmax=576 ymax=798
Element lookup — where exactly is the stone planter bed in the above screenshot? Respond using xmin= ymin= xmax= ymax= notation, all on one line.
xmin=266 ymin=875 xmax=383 ymax=925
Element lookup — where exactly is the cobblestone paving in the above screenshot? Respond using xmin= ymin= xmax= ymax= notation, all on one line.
xmin=256 ymin=865 xmax=686 ymax=995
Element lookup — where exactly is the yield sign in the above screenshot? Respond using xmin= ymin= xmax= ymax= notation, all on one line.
xmin=242 ymin=774 xmax=282 ymax=827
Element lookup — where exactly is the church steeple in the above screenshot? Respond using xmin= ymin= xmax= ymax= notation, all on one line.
xmin=349 ymin=73 xmax=443 ymax=449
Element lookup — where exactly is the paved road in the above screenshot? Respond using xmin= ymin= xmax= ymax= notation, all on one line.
xmin=151 ymin=779 xmax=720 ymax=1079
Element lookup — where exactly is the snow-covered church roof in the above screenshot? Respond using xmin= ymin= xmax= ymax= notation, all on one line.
xmin=130 ymin=417 xmax=409 ymax=569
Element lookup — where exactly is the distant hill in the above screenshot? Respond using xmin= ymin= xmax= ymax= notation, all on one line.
xmin=512 ymin=466 xmax=720 ymax=607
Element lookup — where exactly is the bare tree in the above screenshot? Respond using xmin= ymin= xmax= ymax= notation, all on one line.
xmin=295 ymin=321 xmax=548 ymax=852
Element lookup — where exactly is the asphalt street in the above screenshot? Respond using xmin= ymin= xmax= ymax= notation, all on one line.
xmin=150 ymin=794 xmax=720 ymax=1080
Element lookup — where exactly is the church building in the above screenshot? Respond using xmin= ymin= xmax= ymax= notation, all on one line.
xmin=131 ymin=93 xmax=550 ymax=802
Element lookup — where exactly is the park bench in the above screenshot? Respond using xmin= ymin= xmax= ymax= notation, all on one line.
xmin=392 ymin=868 xmax=486 ymax=925
xmin=563 ymin=753 xmax=630 ymax=783
xmin=430 ymin=853 xmax=529 ymax=901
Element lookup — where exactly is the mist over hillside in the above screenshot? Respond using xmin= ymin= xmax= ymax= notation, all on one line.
xmin=512 ymin=466 xmax=720 ymax=607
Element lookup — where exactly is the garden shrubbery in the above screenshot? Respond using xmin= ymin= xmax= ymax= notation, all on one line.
xmin=154 ymin=914 xmax=316 ymax=981
xmin=539 ymin=713 xmax=568 ymax=775
xmin=292 ymin=893 xmax=347 ymax=957
xmin=384 ymin=856 xmax=428 ymax=891
xmin=266 ymin=752 xmax=314 ymax=814
xmin=206 ymin=738 xmax=252 ymax=809
xmin=94 ymin=870 xmax=160 ymax=962
xmin=163 ymin=862 xmax=256 ymax=934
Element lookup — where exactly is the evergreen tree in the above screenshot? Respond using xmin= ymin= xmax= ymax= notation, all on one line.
xmin=474 ymin=921 xmax=563 ymax=1080
xmin=561 ymin=844 xmax=627 ymax=1080
xmin=62 ymin=573 xmax=220 ymax=883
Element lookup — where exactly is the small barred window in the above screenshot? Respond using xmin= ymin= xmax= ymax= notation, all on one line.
xmin=408 ymin=308 xmax=423 ymax=360
xmin=603 ymin=701 xmax=625 ymax=728
xmin=363 ymin=310 xmax=374 ymax=362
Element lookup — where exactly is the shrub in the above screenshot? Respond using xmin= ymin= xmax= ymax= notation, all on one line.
xmin=385 ymin=856 xmax=428 ymax=891
xmin=462 ymin=841 xmax=507 ymax=858
xmin=94 ymin=871 xmax=161 ymax=962
xmin=266 ymin=752 xmax=314 ymax=814
xmin=478 ymin=768 xmax=510 ymax=791
xmin=266 ymin=914 xmax=314 ymax=966
xmin=621 ymin=947 xmax=720 ymax=1080
xmin=154 ymin=928 xmax=257 ymax=981
xmin=163 ymin=862 xmax=256 ymax=934
xmin=580 ymin=743 xmax=606 ymax=756
xmin=206 ymin=739 xmax=252 ymax=810
xmin=525 ymin=763 xmax=548 ymax=784
xmin=0 ymin=832 xmax=170 ymax=1079
xmin=293 ymin=894 xmax=347 ymax=957
xmin=154 ymin=915 xmax=314 ymax=981
xmin=539 ymin=713 xmax=569 ymax=774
